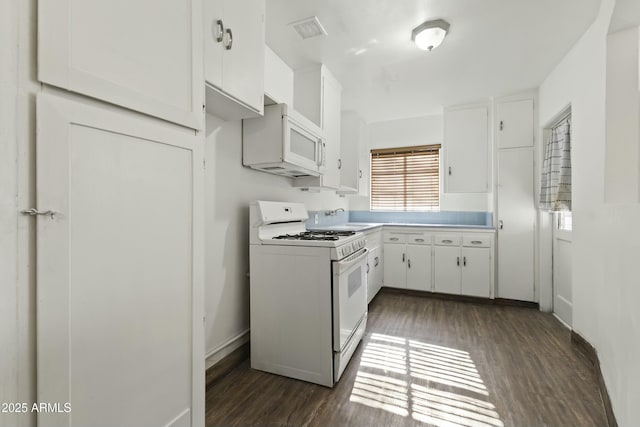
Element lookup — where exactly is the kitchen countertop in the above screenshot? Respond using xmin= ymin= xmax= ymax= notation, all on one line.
xmin=310 ymin=222 xmax=496 ymax=232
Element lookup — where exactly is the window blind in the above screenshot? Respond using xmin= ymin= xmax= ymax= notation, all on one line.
xmin=370 ymin=144 xmax=441 ymax=211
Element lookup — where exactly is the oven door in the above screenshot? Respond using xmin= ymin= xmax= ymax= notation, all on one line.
xmin=332 ymin=247 xmax=368 ymax=352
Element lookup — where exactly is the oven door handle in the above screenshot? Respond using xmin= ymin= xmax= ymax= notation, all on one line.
xmin=336 ymin=248 xmax=368 ymax=274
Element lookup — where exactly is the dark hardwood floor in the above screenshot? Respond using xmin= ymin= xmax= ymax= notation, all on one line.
xmin=205 ymin=291 xmax=608 ymax=427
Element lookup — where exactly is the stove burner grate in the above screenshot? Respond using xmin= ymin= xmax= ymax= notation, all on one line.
xmin=272 ymin=230 xmax=356 ymax=241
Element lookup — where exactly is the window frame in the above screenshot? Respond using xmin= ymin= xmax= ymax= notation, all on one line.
xmin=369 ymin=144 xmax=441 ymax=212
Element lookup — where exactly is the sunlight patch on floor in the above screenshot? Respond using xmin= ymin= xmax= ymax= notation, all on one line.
xmin=349 ymin=333 xmax=504 ymax=427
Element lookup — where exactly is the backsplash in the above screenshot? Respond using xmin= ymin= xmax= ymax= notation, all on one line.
xmin=349 ymin=210 xmax=493 ymax=226
xmin=306 ymin=210 xmax=350 ymax=228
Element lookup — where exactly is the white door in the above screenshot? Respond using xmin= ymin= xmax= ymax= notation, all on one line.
xmin=383 ymin=244 xmax=406 ymax=288
xmin=434 ymin=246 xmax=461 ymax=294
xmin=461 ymin=248 xmax=491 ymax=297
xmin=406 ymin=245 xmax=432 ymax=292
xmin=38 ymin=0 xmax=203 ymax=130
xmin=445 ymin=106 xmax=488 ymax=193
xmin=497 ymin=149 xmax=535 ymax=301
xmin=553 ymin=213 xmax=573 ymax=326
xmin=36 ymin=93 xmax=204 ymax=427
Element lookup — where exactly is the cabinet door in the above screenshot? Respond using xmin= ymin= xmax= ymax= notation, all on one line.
xmin=461 ymin=248 xmax=491 ymax=298
xmin=434 ymin=246 xmax=461 ymax=294
xmin=221 ymin=0 xmax=265 ymax=112
xmin=497 ymin=99 xmax=534 ymax=149
xmin=445 ymin=106 xmax=488 ymax=193
xmin=366 ymin=250 xmax=376 ymax=303
xmin=497 ymin=149 xmax=535 ymax=301
xmin=338 ymin=112 xmax=362 ymax=193
xmin=204 ymin=0 xmax=224 ymax=89
xmin=322 ymin=71 xmax=342 ymax=189
xmin=36 ymin=93 xmax=204 ymax=427
xmin=383 ymin=244 xmax=406 ymax=288
xmin=373 ymin=250 xmax=383 ymax=296
xmin=39 ymin=0 xmax=203 ymax=130
xmin=406 ymin=245 xmax=432 ymax=292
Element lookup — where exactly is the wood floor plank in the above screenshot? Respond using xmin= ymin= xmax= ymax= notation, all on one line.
xmin=205 ymin=292 xmax=608 ymax=427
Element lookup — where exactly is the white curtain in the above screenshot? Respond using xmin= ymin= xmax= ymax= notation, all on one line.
xmin=540 ymin=118 xmax=571 ymax=211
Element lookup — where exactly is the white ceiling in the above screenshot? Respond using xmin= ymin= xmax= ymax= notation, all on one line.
xmin=610 ymin=0 xmax=640 ymax=33
xmin=266 ymin=0 xmax=601 ymax=123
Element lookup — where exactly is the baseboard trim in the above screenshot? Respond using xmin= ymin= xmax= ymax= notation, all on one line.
xmin=571 ymin=331 xmax=618 ymax=427
xmin=380 ymin=287 xmax=539 ymax=309
xmin=205 ymin=330 xmax=250 ymax=389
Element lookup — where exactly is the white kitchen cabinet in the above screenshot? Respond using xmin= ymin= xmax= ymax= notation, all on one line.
xmin=293 ymin=65 xmax=342 ymax=190
xmin=444 ymin=105 xmax=489 ymax=193
xmin=497 ymin=99 xmax=534 ymax=149
xmin=264 ymin=45 xmax=294 ymax=106
xmin=205 ymin=0 xmax=265 ymax=120
xmin=367 ymin=247 xmax=383 ymax=303
xmin=36 ymin=93 xmax=204 ymax=427
xmin=406 ymin=245 xmax=432 ymax=292
xmin=383 ymin=242 xmax=407 ymax=288
xmin=337 ymin=111 xmax=364 ymax=195
xmin=433 ymin=233 xmax=494 ymax=297
xmin=434 ymin=246 xmax=461 ymax=295
xmin=461 ymin=247 xmax=492 ymax=297
xmin=383 ymin=231 xmax=432 ymax=291
xmin=364 ymin=229 xmax=383 ymax=303
xmin=38 ymin=0 xmax=204 ymax=130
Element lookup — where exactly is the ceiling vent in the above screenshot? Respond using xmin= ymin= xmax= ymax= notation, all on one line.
xmin=289 ymin=16 xmax=328 ymax=40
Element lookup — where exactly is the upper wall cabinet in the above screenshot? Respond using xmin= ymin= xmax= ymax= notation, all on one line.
xmin=497 ymin=99 xmax=534 ymax=149
xmin=38 ymin=0 xmax=204 ymax=130
xmin=337 ymin=111 xmax=364 ymax=195
xmin=205 ymin=0 xmax=265 ymax=120
xmin=293 ymin=65 xmax=342 ymax=190
xmin=264 ymin=46 xmax=294 ymax=106
xmin=444 ymin=105 xmax=489 ymax=193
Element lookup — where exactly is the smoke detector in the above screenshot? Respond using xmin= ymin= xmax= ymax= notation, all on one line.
xmin=289 ymin=16 xmax=328 ymax=40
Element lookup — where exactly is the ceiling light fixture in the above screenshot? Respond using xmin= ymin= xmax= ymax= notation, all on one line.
xmin=411 ymin=19 xmax=450 ymax=51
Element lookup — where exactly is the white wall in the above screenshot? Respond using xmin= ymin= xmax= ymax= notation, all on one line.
xmin=539 ymin=0 xmax=640 ymax=424
xmin=203 ymin=113 xmax=346 ymax=366
xmin=1 ymin=0 xmax=38 ymax=426
xmin=349 ymin=114 xmax=492 ymax=212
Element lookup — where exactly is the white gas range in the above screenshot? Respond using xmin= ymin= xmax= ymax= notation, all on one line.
xmin=249 ymin=201 xmax=368 ymax=387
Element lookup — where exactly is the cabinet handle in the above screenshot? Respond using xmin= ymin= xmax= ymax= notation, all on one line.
xmin=408 ymin=259 xmax=411 ymax=269
xmin=500 ymin=120 xmax=504 ymax=131
xmin=448 ymin=166 xmax=452 ymax=176
xmin=366 ymin=263 xmax=370 ymax=274
xmin=471 ymin=240 xmax=482 ymax=245
xmin=457 ymin=257 xmax=460 ymax=266
xmin=415 ymin=238 xmax=425 ymax=242
xmin=463 ymin=256 xmax=467 ymax=266
xmin=225 ymin=28 xmax=233 ymax=50
xmin=359 ymin=170 xmax=363 ymax=178
xmin=499 ymin=220 xmax=504 ymax=230
xmin=442 ymin=239 xmax=453 ymax=244
xmin=338 ymin=158 xmax=342 ymax=170
xmin=390 ymin=237 xmax=399 ymax=241
xmin=374 ymin=256 xmax=379 ymax=267
xmin=215 ymin=19 xmax=224 ymax=42
xmin=402 ymin=253 xmax=405 ymax=263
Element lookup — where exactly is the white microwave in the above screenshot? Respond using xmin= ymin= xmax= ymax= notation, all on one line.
xmin=243 ymin=103 xmax=326 ymax=178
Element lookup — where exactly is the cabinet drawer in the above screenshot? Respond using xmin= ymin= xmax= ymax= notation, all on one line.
xmin=407 ymin=235 xmax=431 ymax=245
xmin=462 ymin=236 xmax=492 ymax=248
xmin=383 ymin=233 xmax=406 ymax=244
xmin=434 ymin=235 xmax=461 ymax=246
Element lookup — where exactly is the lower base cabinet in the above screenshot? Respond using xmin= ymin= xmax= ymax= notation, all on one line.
xmin=433 ymin=234 xmax=493 ymax=298
xmin=383 ymin=228 xmax=494 ymax=298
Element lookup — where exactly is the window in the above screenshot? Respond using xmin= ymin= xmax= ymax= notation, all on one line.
xmin=370 ymin=144 xmax=441 ymax=211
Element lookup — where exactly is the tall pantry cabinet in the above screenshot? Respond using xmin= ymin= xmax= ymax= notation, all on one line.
xmin=37 ymin=1 xmax=205 ymax=426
